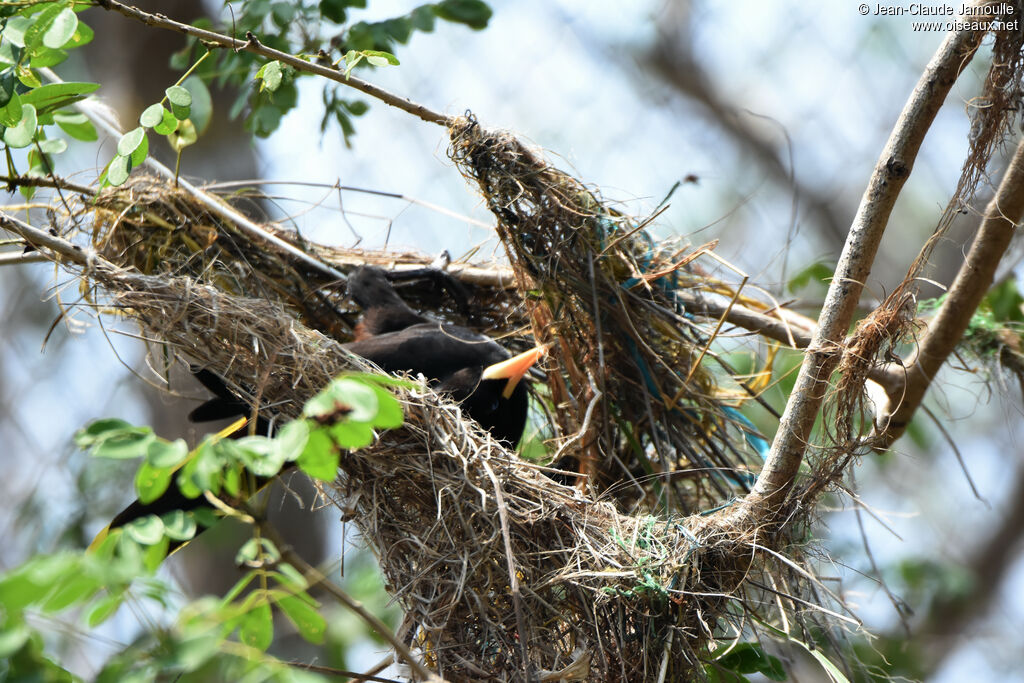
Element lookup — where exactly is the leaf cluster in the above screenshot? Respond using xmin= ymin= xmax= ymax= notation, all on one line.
xmin=0 ymin=372 xmax=405 ymax=680
xmin=0 ymin=1 xmax=97 ymax=198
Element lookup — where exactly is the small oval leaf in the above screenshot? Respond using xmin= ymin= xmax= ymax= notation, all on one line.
xmin=116 ymin=126 xmax=145 ymax=156
xmin=42 ymin=8 xmax=78 ymax=49
xmin=278 ymin=595 xmax=326 ymax=644
xmin=239 ymin=602 xmax=274 ymax=651
xmin=139 ymin=103 xmax=165 ymax=128
xmin=2 ymin=103 xmax=37 ymax=148
xmin=107 ymin=154 xmax=130 ymax=186
xmin=124 ymin=515 xmax=166 ymax=546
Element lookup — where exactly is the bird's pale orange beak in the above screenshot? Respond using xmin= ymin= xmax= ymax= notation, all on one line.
xmin=481 ymin=344 xmax=548 ymax=399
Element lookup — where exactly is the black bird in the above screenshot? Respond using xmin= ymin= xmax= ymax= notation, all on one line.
xmin=190 ymin=265 xmax=540 ymax=446
xmin=97 ymin=265 xmax=543 ymax=544
xmin=345 ymin=320 xmax=543 ymax=446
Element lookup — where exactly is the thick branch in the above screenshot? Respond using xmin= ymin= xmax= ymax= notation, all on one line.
xmin=875 ymin=136 xmax=1024 ymax=448
xmin=720 ymin=24 xmax=985 ymax=526
xmin=95 ymin=0 xmax=450 ymax=126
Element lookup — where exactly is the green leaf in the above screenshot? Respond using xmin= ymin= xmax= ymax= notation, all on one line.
xmin=0 ymin=70 xmax=19 ymax=107
xmin=983 ymin=278 xmax=1024 ymax=323
xmin=274 ymin=419 xmax=310 ymax=462
xmin=167 ymin=118 xmax=197 ymax=152
xmin=91 ymin=425 xmax=155 ymax=459
xmin=75 ymin=418 xmax=135 ymax=447
xmin=787 ymin=261 xmax=833 ymax=294
xmin=411 ymin=6 xmax=436 ymax=31
xmin=191 ymin=506 xmax=219 ymax=528
xmin=0 ymin=624 xmax=31 ymax=658
xmin=164 ymin=629 xmax=221 ymax=671
xmin=16 ymin=64 xmax=42 ymax=88
xmin=22 ymin=3 xmax=65 ymax=51
xmin=123 ymin=514 xmax=165 ymax=546
xmin=434 ymin=0 xmax=492 ymax=29
xmin=86 ymin=590 xmax=125 ymax=627
xmin=64 ymin=18 xmax=93 ymax=48
xmin=161 ymin=510 xmax=197 ymax=541
xmin=231 ymin=436 xmax=282 ymax=478
xmin=296 ymin=429 xmax=339 ymax=481
xmin=3 ymin=15 xmax=32 ymax=47
xmin=180 ymin=440 xmax=223 ymax=494
xmin=715 ymin=642 xmax=786 ymax=681
xmin=757 ymin=622 xmax=850 ymax=683
xmin=256 ymin=60 xmax=283 ymax=92
xmin=366 ymin=382 xmax=403 ymax=428
xmin=166 ymin=84 xmax=192 ymax=120
xmin=320 ymin=0 xmax=365 ymax=23
xmin=182 ymin=76 xmax=212 ymax=135
xmin=36 ymin=136 xmax=65 ymax=155
xmin=153 ymin=107 xmax=177 ymax=135
xmin=146 ymin=438 xmax=188 ymax=468
xmin=142 ymin=536 xmax=170 ymax=572
xmin=18 ymin=81 xmax=98 ymax=115
xmin=42 ymin=7 xmax=77 ymax=49
xmin=2 ymin=103 xmax=36 ymax=148
xmin=304 ymin=376 xmax=375 ymax=422
xmin=277 ymin=595 xmax=326 ymax=644
xmin=345 ymin=99 xmax=369 ymax=116
xmin=236 ymin=537 xmax=260 ymax=565
xmin=221 ymin=572 xmax=257 ymax=606
xmin=247 ymin=102 xmax=282 ymax=137
xmin=0 ymin=93 xmax=22 ymax=128
xmin=29 ymin=47 xmax=67 ymax=68
xmin=270 ymin=2 xmax=296 ymax=27
xmin=273 ymin=563 xmax=309 ymax=593
xmin=139 ymin=103 xmax=165 ymax=128
xmin=328 ymin=419 xmax=374 ymax=449
xmin=134 ymin=461 xmax=173 ymax=503
xmin=129 ymin=130 xmax=148 ymax=167
xmin=117 ymin=126 xmax=145 ymax=156
xmin=106 ymin=153 xmax=130 ymax=186
xmin=54 ymin=111 xmax=97 ymax=141
xmin=41 ymin=571 xmax=100 ymax=613
xmin=165 ymin=84 xmax=192 ymax=107
xmin=239 ymin=602 xmax=274 ymax=651
xmin=363 ymin=49 xmax=399 ymax=67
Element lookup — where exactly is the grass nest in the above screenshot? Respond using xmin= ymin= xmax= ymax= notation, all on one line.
xmin=14 ymin=120 xmax=857 ymax=681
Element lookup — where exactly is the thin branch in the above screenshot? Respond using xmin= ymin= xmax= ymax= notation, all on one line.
xmin=255 ymin=517 xmax=441 ymax=683
xmin=1 ymin=174 xmax=96 ymax=196
xmin=0 ymin=250 xmax=49 ymax=266
xmin=719 ymin=21 xmax=986 ymax=526
xmin=0 ymin=212 xmax=94 ymax=267
xmin=95 ymin=0 xmax=450 ymax=125
xmin=874 ymin=135 xmax=1024 ymax=448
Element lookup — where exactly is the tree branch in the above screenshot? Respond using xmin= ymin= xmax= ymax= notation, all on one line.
xmin=718 ymin=22 xmax=986 ymax=527
xmin=874 ymin=136 xmax=1024 ymax=448
xmin=95 ymin=0 xmax=450 ymax=126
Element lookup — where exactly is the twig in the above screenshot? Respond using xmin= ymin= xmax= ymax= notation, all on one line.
xmin=0 ymin=250 xmax=49 ymax=266
xmin=255 ymin=518 xmax=441 ymax=683
xmin=287 ymin=660 xmax=403 ymax=682
xmin=874 ymin=136 xmax=1024 ymax=449
xmin=719 ymin=20 xmax=986 ymax=526
xmin=1 ymin=174 xmax=96 ymax=196
xmin=94 ymin=0 xmax=450 ymax=126
xmin=0 ymin=212 xmax=93 ymax=267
